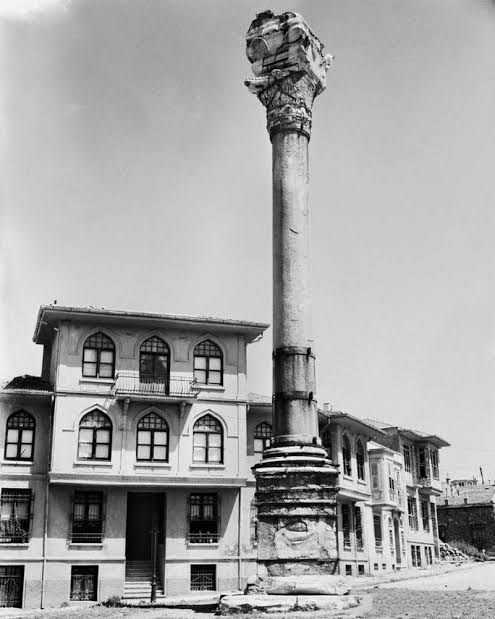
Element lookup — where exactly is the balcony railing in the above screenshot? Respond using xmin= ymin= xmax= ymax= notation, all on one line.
xmin=187 ymin=532 xmax=220 ymax=544
xmin=0 ymin=520 xmax=30 ymax=544
xmin=67 ymin=527 xmax=103 ymax=544
xmin=113 ymin=371 xmax=200 ymax=400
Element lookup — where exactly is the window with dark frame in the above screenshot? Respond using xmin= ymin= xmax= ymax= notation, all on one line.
xmin=70 ymin=491 xmax=104 ymax=544
xmin=254 ymin=422 xmax=272 ymax=453
xmin=421 ymin=500 xmax=430 ymax=532
xmin=355 ymin=505 xmax=364 ymax=551
xmin=0 ymin=489 xmax=32 ymax=544
xmin=356 ymin=439 xmax=365 ymax=480
xmin=402 ymin=444 xmax=411 ymax=473
xmin=77 ymin=411 xmax=112 ymax=461
xmin=193 ymin=414 xmax=223 ymax=463
xmin=188 ymin=494 xmax=219 ymax=543
xmin=190 ymin=564 xmax=216 ymax=591
xmin=342 ymin=504 xmax=352 ymax=550
xmin=193 ymin=340 xmax=223 ymax=385
xmin=417 ymin=447 xmax=427 ymax=479
xmin=139 ymin=337 xmax=170 ymax=390
xmin=4 ymin=411 xmax=35 ymax=461
xmin=250 ymin=500 xmax=258 ymax=545
xmin=408 ymin=497 xmax=418 ymax=530
xmin=430 ymin=449 xmax=439 ymax=480
xmin=70 ymin=565 xmax=98 ymax=601
xmin=373 ymin=514 xmax=382 ymax=550
xmin=321 ymin=429 xmax=332 ymax=460
xmin=82 ymin=332 xmax=115 ymax=379
xmin=136 ymin=413 xmax=168 ymax=462
xmin=342 ymin=434 xmax=352 ymax=477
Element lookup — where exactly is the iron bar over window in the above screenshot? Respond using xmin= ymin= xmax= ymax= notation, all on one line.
xmin=254 ymin=422 xmax=272 ymax=453
xmin=190 ymin=565 xmax=216 ymax=591
xmin=0 ymin=566 xmax=24 ymax=608
xmin=70 ymin=491 xmax=104 ymax=543
xmin=78 ymin=411 xmax=112 ymax=460
xmin=193 ymin=340 xmax=223 ymax=385
xmin=188 ymin=493 xmax=219 ymax=543
xmin=82 ymin=333 xmax=115 ymax=378
xmin=355 ymin=505 xmax=364 ymax=551
xmin=136 ymin=412 xmax=169 ymax=462
xmin=70 ymin=566 xmax=98 ymax=601
xmin=342 ymin=504 xmax=352 ymax=550
xmin=193 ymin=414 xmax=223 ymax=463
xmin=4 ymin=411 xmax=35 ymax=461
xmin=0 ymin=489 xmax=32 ymax=543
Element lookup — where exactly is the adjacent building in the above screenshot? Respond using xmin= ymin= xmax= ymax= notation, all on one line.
xmin=0 ymin=305 xmax=450 ymax=608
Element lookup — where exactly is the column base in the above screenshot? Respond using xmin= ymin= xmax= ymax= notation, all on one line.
xmin=253 ymin=445 xmax=340 ymax=579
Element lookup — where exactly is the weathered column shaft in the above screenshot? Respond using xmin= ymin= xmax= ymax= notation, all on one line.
xmin=272 ymin=131 xmax=317 ymax=444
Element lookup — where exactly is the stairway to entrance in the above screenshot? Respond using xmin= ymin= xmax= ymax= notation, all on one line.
xmin=123 ymin=561 xmax=165 ymax=600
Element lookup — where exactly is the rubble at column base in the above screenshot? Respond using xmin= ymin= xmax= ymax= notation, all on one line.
xmin=217 ymin=593 xmax=360 ymax=615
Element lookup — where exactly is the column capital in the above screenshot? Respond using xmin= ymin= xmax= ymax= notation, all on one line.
xmin=245 ymin=11 xmax=333 ymax=140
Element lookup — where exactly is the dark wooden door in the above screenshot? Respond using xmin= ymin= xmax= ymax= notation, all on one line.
xmin=126 ymin=493 xmax=157 ymax=560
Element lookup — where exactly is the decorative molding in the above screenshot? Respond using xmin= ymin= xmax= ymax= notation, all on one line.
xmin=245 ymin=11 xmax=332 ymax=139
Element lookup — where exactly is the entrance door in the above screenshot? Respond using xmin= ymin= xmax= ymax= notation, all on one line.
xmin=125 ymin=493 xmax=164 ymax=561
xmin=394 ymin=518 xmax=401 ymax=564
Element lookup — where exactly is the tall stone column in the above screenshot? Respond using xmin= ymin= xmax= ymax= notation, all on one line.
xmin=245 ymin=11 xmax=341 ymax=587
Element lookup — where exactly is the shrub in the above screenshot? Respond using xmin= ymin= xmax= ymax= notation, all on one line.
xmin=449 ymin=539 xmax=487 ymax=561
xmin=102 ymin=595 xmax=122 ymax=607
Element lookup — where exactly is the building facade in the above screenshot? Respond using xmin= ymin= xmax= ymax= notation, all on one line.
xmin=0 ymin=305 xmax=450 ymax=608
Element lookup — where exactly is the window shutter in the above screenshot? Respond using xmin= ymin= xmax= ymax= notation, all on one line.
xmin=101 ymin=493 xmax=107 ymax=539
xmin=29 ymin=490 xmax=35 ymax=537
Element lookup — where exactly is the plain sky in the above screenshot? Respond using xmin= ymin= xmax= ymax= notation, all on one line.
xmin=1 ymin=0 xmax=495 ymax=481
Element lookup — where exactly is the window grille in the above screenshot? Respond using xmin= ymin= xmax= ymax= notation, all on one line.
xmin=188 ymin=494 xmax=219 ymax=543
xmin=373 ymin=514 xmax=382 ymax=551
xmin=193 ymin=414 xmax=223 ymax=463
xmin=193 ymin=340 xmax=223 ymax=385
xmin=0 ymin=489 xmax=32 ymax=543
xmin=4 ymin=411 xmax=35 ymax=461
xmin=0 ymin=566 xmax=24 ymax=608
xmin=254 ymin=422 xmax=272 ymax=453
xmin=354 ymin=505 xmax=364 ymax=551
xmin=78 ymin=411 xmax=112 ymax=461
xmin=136 ymin=413 xmax=169 ymax=461
xmin=69 ymin=491 xmax=104 ymax=543
xmin=82 ymin=333 xmax=115 ymax=378
xmin=190 ymin=565 xmax=216 ymax=591
xmin=342 ymin=504 xmax=352 ymax=550
xmin=70 ymin=566 xmax=98 ymax=601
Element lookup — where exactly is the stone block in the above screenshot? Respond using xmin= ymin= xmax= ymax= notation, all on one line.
xmin=217 ymin=594 xmax=359 ymax=615
xmin=265 ymin=574 xmax=350 ymax=596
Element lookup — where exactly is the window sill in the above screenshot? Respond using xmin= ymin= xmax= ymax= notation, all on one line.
xmin=196 ymin=384 xmax=225 ymax=392
xmin=342 ymin=475 xmax=353 ymax=481
xmin=79 ymin=378 xmax=114 ymax=385
xmin=187 ymin=542 xmax=219 ymax=548
xmin=74 ymin=461 xmax=113 ymax=468
xmin=189 ymin=463 xmax=225 ymax=469
xmin=357 ymin=479 xmax=367 ymax=486
xmin=1 ymin=460 xmax=33 ymax=466
xmin=134 ymin=462 xmax=171 ymax=469
xmin=0 ymin=542 xmax=30 ymax=547
xmin=68 ymin=543 xmax=104 ymax=548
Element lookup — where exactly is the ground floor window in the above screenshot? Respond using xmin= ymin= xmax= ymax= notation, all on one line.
xmin=373 ymin=514 xmax=382 ymax=552
xmin=70 ymin=491 xmax=104 ymax=544
xmin=425 ymin=546 xmax=433 ymax=565
xmin=0 ymin=566 xmax=24 ymax=608
xmin=189 ymin=494 xmax=219 ymax=543
xmin=70 ymin=566 xmax=98 ymax=601
xmin=0 ymin=489 xmax=32 ymax=544
xmin=190 ymin=564 xmax=216 ymax=591
xmin=345 ymin=564 xmax=352 ymax=576
xmin=358 ymin=564 xmax=365 ymax=575
xmin=411 ymin=544 xmax=422 ymax=567
xmin=342 ymin=504 xmax=352 ymax=550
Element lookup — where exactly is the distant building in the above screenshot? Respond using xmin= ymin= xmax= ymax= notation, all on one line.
xmin=437 ymin=485 xmax=495 ymax=554
xmin=442 ymin=477 xmax=479 ymax=497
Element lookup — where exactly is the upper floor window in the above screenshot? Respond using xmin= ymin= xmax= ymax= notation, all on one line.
xmin=407 ymin=496 xmax=418 ymax=530
xmin=4 ymin=411 xmax=35 ymax=461
xmin=78 ymin=411 xmax=112 ymax=461
xmin=193 ymin=414 xmax=223 ymax=463
xmin=140 ymin=337 xmax=170 ymax=384
xmin=321 ymin=429 xmax=332 ymax=460
xmin=82 ymin=333 xmax=115 ymax=379
xmin=193 ymin=340 xmax=223 ymax=385
xmin=417 ymin=447 xmax=427 ymax=478
xmin=356 ymin=439 xmax=365 ymax=480
xmin=402 ymin=444 xmax=411 ymax=472
xmin=342 ymin=434 xmax=352 ymax=477
xmin=420 ymin=500 xmax=430 ymax=532
xmin=0 ymin=489 xmax=32 ymax=543
xmin=136 ymin=413 xmax=169 ymax=462
xmin=254 ymin=422 xmax=272 ymax=454
xmin=430 ymin=449 xmax=439 ymax=480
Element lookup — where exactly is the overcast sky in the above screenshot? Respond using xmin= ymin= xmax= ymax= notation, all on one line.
xmin=1 ymin=0 xmax=495 ymax=481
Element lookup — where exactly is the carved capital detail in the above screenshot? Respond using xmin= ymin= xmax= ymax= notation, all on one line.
xmin=245 ymin=11 xmax=333 ymax=139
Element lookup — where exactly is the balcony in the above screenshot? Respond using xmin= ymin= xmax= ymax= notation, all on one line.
xmin=113 ymin=371 xmax=200 ymax=402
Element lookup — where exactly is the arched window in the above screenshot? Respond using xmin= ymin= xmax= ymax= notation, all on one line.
xmin=193 ymin=414 xmax=223 ymax=463
xmin=78 ymin=411 xmax=112 ymax=460
xmin=139 ymin=337 xmax=170 ymax=386
xmin=356 ymin=439 xmax=365 ymax=480
xmin=342 ymin=434 xmax=352 ymax=476
xmin=321 ymin=428 xmax=332 ymax=460
xmin=254 ymin=422 xmax=272 ymax=453
xmin=136 ymin=413 xmax=169 ymax=462
xmin=4 ymin=411 xmax=35 ymax=461
xmin=82 ymin=333 xmax=115 ymax=378
xmin=193 ymin=340 xmax=223 ymax=386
